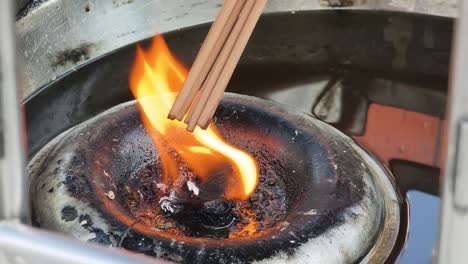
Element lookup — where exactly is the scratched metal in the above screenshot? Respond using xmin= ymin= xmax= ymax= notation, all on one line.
xmin=16 ymin=0 xmax=457 ymax=98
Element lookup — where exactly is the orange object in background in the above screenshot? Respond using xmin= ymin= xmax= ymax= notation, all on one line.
xmin=355 ymin=104 xmax=445 ymax=168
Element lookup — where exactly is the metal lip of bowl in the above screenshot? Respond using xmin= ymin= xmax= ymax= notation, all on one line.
xmin=28 ymin=93 xmax=401 ymax=264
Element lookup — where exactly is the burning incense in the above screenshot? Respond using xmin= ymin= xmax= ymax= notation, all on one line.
xmin=168 ymin=0 xmax=267 ymax=132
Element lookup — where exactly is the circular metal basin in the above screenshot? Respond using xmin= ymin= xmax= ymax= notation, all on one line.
xmin=28 ymin=94 xmax=400 ymax=263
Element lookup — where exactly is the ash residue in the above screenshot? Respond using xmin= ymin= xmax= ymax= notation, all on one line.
xmin=118 ymin=153 xmax=288 ymax=239
xmin=119 ymin=162 xmax=181 ymax=233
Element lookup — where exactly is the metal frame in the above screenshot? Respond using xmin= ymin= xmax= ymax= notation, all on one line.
xmin=0 ymin=1 xmax=163 ymax=263
xmin=0 ymin=0 xmax=28 ymax=223
xmin=436 ymin=1 xmax=468 ymax=263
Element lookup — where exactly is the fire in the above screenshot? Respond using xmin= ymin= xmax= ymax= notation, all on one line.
xmin=129 ymin=35 xmax=258 ymax=200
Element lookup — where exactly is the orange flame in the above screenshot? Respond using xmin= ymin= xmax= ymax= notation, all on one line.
xmin=129 ymin=35 xmax=258 ymax=200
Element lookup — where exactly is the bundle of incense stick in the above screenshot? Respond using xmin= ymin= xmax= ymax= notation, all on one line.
xmin=168 ymin=0 xmax=267 ymax=132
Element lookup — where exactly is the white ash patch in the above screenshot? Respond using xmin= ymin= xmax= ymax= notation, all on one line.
xmin=187 ymin=179 xmax=200 ymax=196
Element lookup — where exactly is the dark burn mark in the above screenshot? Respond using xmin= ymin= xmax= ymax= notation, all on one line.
xmin=320 ymin=0 xmax=364 ymax=7
xmin=190 ymin=2 xmax=205 ymax=8
xmin=78 ymin=214 xmax=112 ymax=245
xmin=16 ymin=0 xmax=49 ymax=20
xmin=64 ymin=174 xmax=92 ymax=195
xmin=51 ymin=44 xmax=93 ymax=69
xmin=120 ymin=233 xmax=154 ymax=254
xmin=71 ymin=154 xmax=85 ymax=167
xmin=112 ymin=0 xmax=134 ymax=8
xmin=61 ymin=206 xmax=78 ymax=222
xmin=79 ymin=214 xmax=93 ymax=228
xmin=88 ymin=228 xmax=111 ymax=244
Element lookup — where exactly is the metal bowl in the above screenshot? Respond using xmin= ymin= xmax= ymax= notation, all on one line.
xmin=28 ymin=93 xmax=401 ymax=263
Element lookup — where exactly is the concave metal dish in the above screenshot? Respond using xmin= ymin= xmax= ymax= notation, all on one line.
xmin=28 ymin=93 xmax=401 ymax=263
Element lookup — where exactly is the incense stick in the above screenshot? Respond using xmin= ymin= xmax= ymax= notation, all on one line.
xmin=184 ymin=0 xmax=255 ymax=131
xmin=168 ymin=0 xmax=237 ymax=121
xmin=199 ymin=0 xmax=267 ymax=129
xmin=183 ymin=0 xmax=248 ymax=124
xmin=169 ymin=0 xmax=267 ymax=131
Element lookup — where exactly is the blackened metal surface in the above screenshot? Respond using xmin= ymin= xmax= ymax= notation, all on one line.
xmin=16 ymin=0 xmax=48 ymax=20
xmin=50 ymin=43 xmax=94 ymax=69
xmin=28 ymin=95 xmax=400 ymax=263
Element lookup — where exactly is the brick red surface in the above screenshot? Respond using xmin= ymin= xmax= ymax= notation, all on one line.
xmin=354 ymin=104 xmax=445 ymax=167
